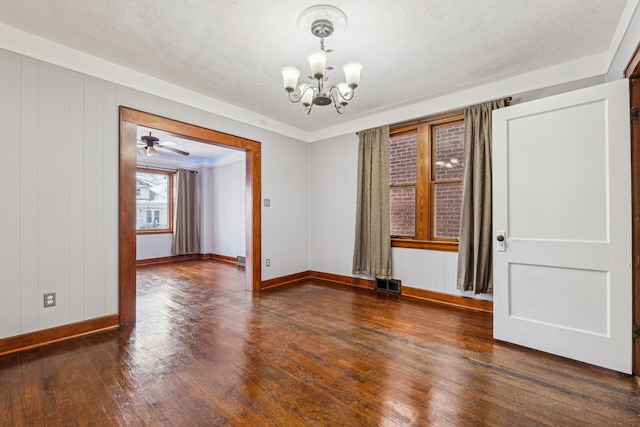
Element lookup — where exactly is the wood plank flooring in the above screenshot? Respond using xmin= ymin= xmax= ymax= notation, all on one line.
xmin=0 ymin=259 xmax=638 ymax=426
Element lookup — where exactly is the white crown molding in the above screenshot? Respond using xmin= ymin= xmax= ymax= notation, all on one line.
xmin=307 ymin=53 xmax=608 ymax=142
xmin=0 ymin=23 xmax=312 ymax=143
xmin=0 ymin=15 xmax=630 ymax=144
xmin=605 ymin=0 xmax=640 ymax=74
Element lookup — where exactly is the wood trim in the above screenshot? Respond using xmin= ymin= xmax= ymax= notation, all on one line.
xmin=401 ymin=287 xmax=493 ymax=313
xmin=0 ymin=314 xmax=119 ymax=356
xmin=119 ymin=107 xmax=262 ymax=326
xmin=417 ymin=124 xmax=431 ymax=241
xmin=247 ymin=148 xmax=262 ymax=292
xmin=137 ymin=254 xmax=241 ymax=267
xmin=261 ymin=271 xmax=312 ymax=289
xmin=308 ymin=271 xmax=376 ymax=290
xmin=135 ymin=167 xmax=175 ymax=235
xmin=630 ymin=77 xmax=640 ymax=376
xmin=119 ymin=118 xmax=138 ymax=325
xmin=120 ymin=108 xmax=261 ymax=152
xmin=137 ymin=254 xmax=201 ymax=266
xmin=262 ymin=270 xmax=491 ymax=312
xmin=625 ymin=41 xmax=640 ymax=78
xmin=204 ymin=253 xmax=239 ymax=264
xmin=391 ymin=239 xmax=459 ymax=252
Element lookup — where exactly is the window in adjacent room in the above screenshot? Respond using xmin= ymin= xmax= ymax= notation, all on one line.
xmin=135 ymin=169 xmax=174 ymax=233
xmin=389 ymin=111 xmax=464 ymax=251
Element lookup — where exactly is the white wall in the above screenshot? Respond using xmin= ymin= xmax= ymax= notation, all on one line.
xmin=201 ymin=159 xmax=247 ymax=258
xmin=0 ymin=47 xmax=309 ymax=339
xmin=308 ymin=74 xmax=617 ymax=300
xmin=137 ymin=233 xmax=174 ymax=260
xmin=309 ymin=134 xmax=359 ymax=275
xmin=261 ymin=131 xmax=311 ymax=280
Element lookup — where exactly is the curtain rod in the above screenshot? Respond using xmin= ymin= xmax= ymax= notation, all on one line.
xmin=357 ymin=96 xmax=513 ymax=134
xmin=136 ymin=165 xmax=199 ymax=173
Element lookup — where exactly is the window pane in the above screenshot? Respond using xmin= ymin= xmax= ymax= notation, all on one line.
xmin=434 ymin=122 xmax=465 ymax=181
xmin=136 ymin=172 xmax=170 ymax=230
xmin=433 ymin=182 xmax=463 ymax=239
xmin=390 ymin=186 xmax=415 ymax=237
xmin=389 ymin=133 xmax=417 ymax=185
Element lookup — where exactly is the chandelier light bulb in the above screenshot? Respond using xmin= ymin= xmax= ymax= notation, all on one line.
xmin=281 ymin=66 xmax=301 ymax=92
xmin=342 ymin=62 xmax=362 ymax=89
xmin=307 ymin=49 xmax=328 ymax=79
xmin=299 ymin=84 xmax=314 ymax=106
xmin=337 ymin=82 xmax=350 ymax=105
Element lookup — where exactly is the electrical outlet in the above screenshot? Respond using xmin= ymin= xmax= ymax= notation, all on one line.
xmin=44 ymin=292 xmax=56 ymax=308
xmin=264 ymin=198 xmax=271 ymax=207
xmin=266 ymin=258 xmax=271 ymax=267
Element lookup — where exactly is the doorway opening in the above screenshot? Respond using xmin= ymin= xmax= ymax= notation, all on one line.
xmin=119 ymin=107 xmax=262 ymax=325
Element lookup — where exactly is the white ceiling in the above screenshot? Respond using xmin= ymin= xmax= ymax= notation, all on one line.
xmin=0 ymin=0 xmax=631 ymax=138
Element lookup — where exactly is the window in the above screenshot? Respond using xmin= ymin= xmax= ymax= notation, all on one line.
xmin=389 ymin=112 xmax=464 ymax=251
xmin=136 ymin=170 xmax=174 ymax=233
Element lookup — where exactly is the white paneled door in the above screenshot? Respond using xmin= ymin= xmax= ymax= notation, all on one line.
xmin=492 ymin=79 xmax=632 ymax=374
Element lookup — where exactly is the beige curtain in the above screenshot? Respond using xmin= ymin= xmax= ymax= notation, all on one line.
xmin=172 ymin=169 xmax=201 ymax=255
xmin=352 ymin=126 xmax=392 ymax=279
xmin=457 ymin=99 xmax=507 ymax=294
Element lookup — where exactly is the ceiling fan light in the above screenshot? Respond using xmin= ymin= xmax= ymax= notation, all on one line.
xmin=138 ymin=147 xmax=147 ymax=156
xmin=307 ymin=49 xmax=328 ymax=79
xmin=342 ymin=61 xmax=362 ymax=89
xmin=281 ymin=66 xmax=301 ymax=92
xmin=147 ymin=146 xmax=159 ymax=157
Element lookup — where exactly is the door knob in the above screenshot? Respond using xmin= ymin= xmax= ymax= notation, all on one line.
xmin=496 ymin=231 xmax=506 ymax=252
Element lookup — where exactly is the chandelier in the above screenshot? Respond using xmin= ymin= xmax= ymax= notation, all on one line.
xmin=281 ymin=6 xmax=362 ymax=114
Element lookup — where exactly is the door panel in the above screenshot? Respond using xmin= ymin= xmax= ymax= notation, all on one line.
xmin=493 ymin=79 xmax=632 ymax=374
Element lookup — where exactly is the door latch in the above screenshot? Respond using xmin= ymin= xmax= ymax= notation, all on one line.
xmin=496 ymin=231 xmax=506 ymax=252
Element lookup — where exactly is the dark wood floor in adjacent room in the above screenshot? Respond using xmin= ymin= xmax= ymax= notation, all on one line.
xmin=0 ymin=259 xmax=638 ymax=426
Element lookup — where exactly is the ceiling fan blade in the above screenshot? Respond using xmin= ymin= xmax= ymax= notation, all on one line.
xmin=157 ymin=145 xmax=190 ymax=156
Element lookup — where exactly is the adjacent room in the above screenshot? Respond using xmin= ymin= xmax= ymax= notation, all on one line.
xmin=1 ymin=1 xmax=639 ymax=425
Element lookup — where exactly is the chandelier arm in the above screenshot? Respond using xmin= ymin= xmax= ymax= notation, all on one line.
xmin=328 ymin=88 xmax=346 ymax=114
xmin=342 ymin=87 xmax=356 ymax=101
xmin=287 ymin=91 xmax=303 ymax=104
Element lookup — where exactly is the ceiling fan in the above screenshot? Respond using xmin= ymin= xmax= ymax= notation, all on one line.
xmin=137 ymin=132 xmax=190 ymax=157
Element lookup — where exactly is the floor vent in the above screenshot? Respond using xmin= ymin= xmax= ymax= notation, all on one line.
xmin=236 ymin=256 xmax=246 ymax=267
xmin=375 ymin=278 xmax=401 ymax=294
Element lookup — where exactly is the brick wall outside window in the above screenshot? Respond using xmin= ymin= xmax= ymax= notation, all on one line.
xmin=433 ymin=123 xmax=465 ymax=239
xmin=389 ymin=133 xmax=417 ymax=236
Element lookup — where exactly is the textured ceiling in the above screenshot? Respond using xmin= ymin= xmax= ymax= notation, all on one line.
xmin=0 ymin=0 xmax=628 ymax=134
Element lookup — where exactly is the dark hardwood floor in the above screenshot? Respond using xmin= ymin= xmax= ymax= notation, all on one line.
xmin=1 ymin=259 xmax=638 ymax=426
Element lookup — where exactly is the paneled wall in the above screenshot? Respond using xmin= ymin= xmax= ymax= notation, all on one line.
xmin=0 ymin=52 xmax=120 ymax=337
xmin=0 ymin=48 xmax=310 ymax=339
xmin=203 ymin=160 xmax=246 ymax=258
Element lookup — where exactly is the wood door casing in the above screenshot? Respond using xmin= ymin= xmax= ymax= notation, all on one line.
xmin=119 ymin=107 xmax=262 ymax=325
